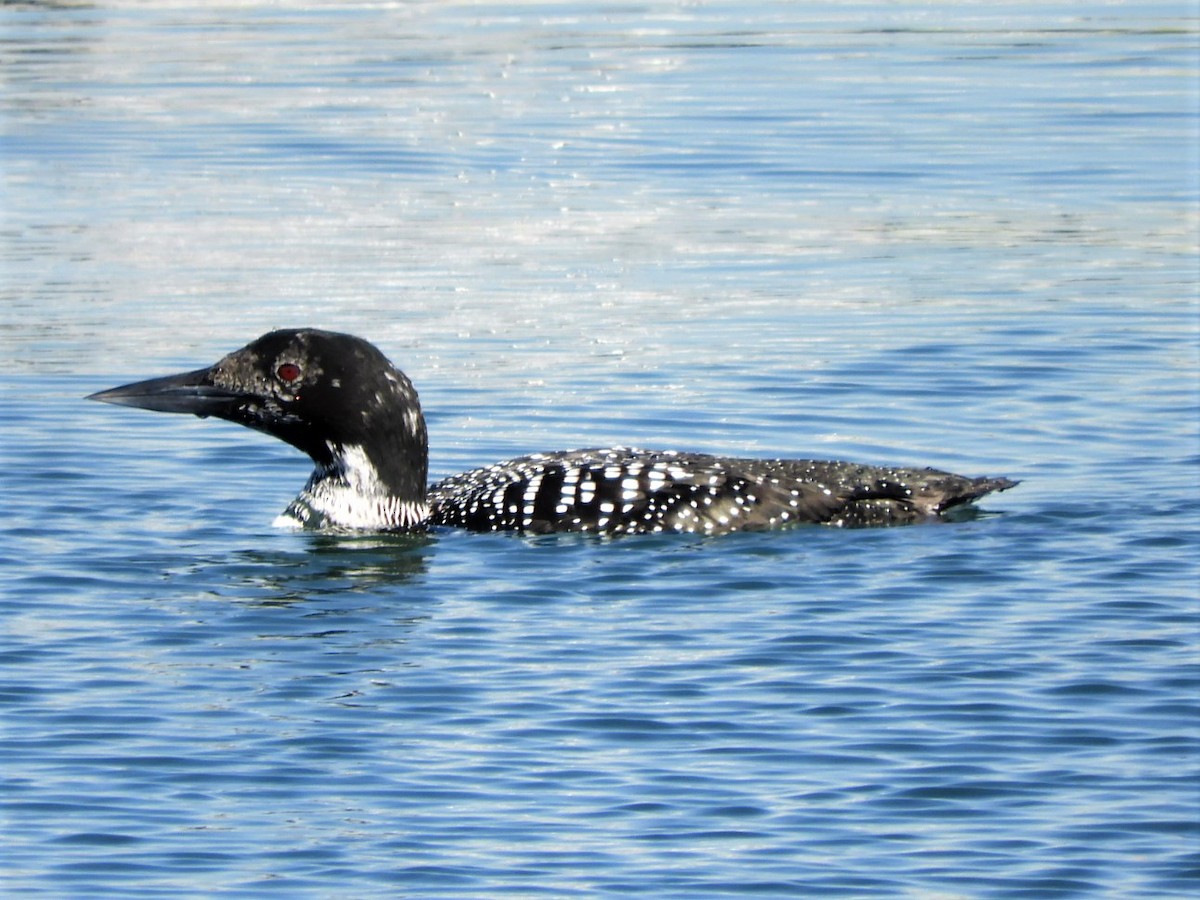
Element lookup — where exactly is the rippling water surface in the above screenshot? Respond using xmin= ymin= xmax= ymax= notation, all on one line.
xmin=3 ymin=2 xmax=1198 ymax=897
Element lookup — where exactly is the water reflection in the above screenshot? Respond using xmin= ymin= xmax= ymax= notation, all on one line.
xmin=209 ymin=532 xmax=436 ymax=607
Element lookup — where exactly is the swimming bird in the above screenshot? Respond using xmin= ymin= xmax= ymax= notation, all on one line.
xmin=87 ymin=328 xmax=1017 ymax=535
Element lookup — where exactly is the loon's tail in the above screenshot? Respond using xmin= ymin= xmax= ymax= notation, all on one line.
xmin=935 ymin=475 xmax=1020 ymax=513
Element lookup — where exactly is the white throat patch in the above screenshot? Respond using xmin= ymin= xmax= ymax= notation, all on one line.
xmin=273 ymin=443 xmax=429 ymax=532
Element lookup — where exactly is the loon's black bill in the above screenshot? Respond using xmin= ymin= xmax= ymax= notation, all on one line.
xmin=87 ymin=367 xmax=239 ymax=417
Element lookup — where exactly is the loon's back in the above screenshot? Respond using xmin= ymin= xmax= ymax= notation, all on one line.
xmin=428 ymin=447 xmax=1017 ymax=535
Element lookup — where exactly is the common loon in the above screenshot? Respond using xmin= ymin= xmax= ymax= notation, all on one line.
xmin=88 ymin=328 xmax=1017 ymax=535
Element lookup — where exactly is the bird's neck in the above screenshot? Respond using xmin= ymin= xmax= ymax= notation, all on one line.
xmin=278 ymin=423 xmax=430 ymax=532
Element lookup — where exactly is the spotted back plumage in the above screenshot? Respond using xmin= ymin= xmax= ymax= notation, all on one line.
xmin=427 ymin=447 xmax=1015 ymax=535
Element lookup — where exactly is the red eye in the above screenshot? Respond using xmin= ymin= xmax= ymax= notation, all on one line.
xmin=277 ymin=363 xmax=302 ymax=383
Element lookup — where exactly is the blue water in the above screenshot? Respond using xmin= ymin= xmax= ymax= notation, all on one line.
xmin=3 ymin=2 xmax=1199 ymax=897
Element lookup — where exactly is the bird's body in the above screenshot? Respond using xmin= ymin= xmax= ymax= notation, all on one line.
xmin=428 ymin=447 xmax=1013 ymax=534
xmin=89 ymin=329 xmax=1017 ymax=535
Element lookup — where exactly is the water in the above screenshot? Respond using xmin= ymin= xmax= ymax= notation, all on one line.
xmin=3 ymin=2 xmax=1199 ymax=897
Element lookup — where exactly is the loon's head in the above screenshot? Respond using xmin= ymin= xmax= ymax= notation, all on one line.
xmin=89 ymin=329 xmax=429 ymax=527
